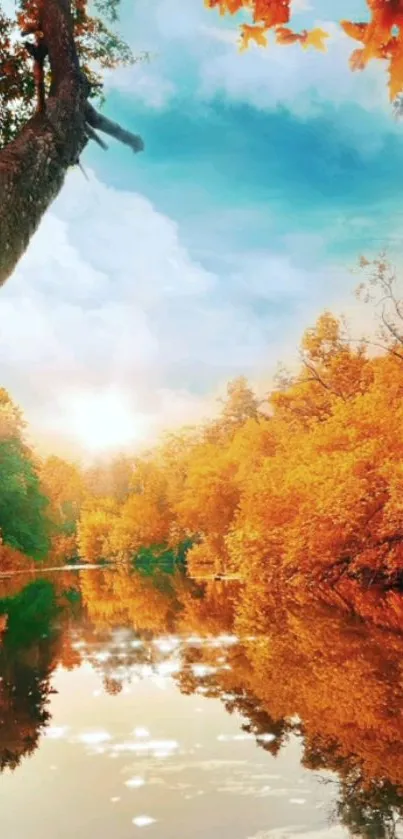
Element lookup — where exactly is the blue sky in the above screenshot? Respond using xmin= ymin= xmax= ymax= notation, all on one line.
xmin=1 ymin=0 xmax=402 ymax=457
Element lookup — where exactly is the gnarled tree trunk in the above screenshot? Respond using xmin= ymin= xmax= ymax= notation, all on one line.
xmin=0 ymin=0 xmax=143 ymax=288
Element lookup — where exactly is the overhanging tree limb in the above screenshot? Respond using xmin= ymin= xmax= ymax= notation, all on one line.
xmin=0 ymin=0 xmax=144 ymax=288
xmin=85 ymin=103 xmax=144 ymax=153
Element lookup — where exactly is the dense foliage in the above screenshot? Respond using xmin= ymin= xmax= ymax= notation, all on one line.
xmin=4 ymin=254 xmax=403 ymax=618
xmin=0 ymin=389 xmax=49 ymax=561
xmin=72 ymin=256 xmax=403 ymax=601
xmin=0 ymin=0 xmax=134 ymax=147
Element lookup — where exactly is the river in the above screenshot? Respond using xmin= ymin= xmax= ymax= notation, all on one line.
xmin=0 ymin=566 xmax=402 ymax=839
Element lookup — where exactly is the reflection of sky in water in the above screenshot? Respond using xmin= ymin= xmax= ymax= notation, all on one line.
xmin=0 ymin=631 xmax=349 ymax=839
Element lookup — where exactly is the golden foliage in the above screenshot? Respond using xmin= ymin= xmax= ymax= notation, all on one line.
xmin=71 ymin=257 xmax=403 ymax=609
xmin=6 ymin=254 xmax=403 ymax=627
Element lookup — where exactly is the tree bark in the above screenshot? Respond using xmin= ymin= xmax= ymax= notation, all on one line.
xmin=0 ymin=0 xmax=143 ymax=288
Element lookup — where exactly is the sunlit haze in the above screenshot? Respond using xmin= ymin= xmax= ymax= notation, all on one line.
xmin=61 ymin=389 xmax=148 ymax=454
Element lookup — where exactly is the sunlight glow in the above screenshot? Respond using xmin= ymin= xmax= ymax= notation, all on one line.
xmin=61 ymin=389 xmax=148 ymax=453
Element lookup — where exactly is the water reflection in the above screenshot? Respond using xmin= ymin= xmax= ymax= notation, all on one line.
xmin=0 ymin=567 xmax=403 ymax=838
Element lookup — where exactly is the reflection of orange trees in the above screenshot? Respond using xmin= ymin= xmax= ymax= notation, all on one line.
xmin=0 ymin=673 xmax=50 ymax=771
xmin=78 ymin=565 xmax=403 ymax=804
xmin=0 ymin=642 xmax=57 ymax=771
xmin=0 ymin=580 xmax=65 ymax=772
xmin=90 ymin=563 xmax=403 ymax=802
xmin=77 ymin=565 xmax=236 ymax=637
xmin=177 ymin=580 xmax=239 ymax=635
xmin=4 ymin=561 xmax=403 ymax=818
xmin=79 ymin=568 xmax=180 ymax=633
xmin=0 ymin=544 xmax=35 ymax=575
xmin=159 ymin=586 xmax=403 ymax=810
xmin=237 ymin=602 xmax=403 ymax=793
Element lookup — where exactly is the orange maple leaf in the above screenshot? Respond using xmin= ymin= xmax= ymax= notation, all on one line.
xmin=301 ymin=28 xmax=329 ymax=52
xmin=275 ymin=26 xmax=302 ymax=46
xmin=239 ymin=23 xmax=268 ymax=51
xmin=252 ymin=0 xmax=290 ymax=28
xmin=340 ymin=21 xmax=368 ymax=43
xmin=204 ymin=0 xmax=244 ymax=14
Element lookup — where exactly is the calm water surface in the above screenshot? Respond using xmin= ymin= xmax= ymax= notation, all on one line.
xmin=0 ymin=567 xmax=402 ymax=839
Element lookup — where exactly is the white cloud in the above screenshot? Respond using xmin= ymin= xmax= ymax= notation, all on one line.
xmin=0 ymin=170 xmax=272 ymax=455
xmin=110 ymin=0 xmax=390 ymax=119
xmin=105 ymin=63 xmax=176 ymax=110
xmin=198 ymin=21 xmax=389 ymax=117
xmin=292 ymin=0 xmax=313 ymax=10
xmin=1 ymin=160 xmax=380 ymax=461
xmin=0 ymin=163 xmax=371 ymax=458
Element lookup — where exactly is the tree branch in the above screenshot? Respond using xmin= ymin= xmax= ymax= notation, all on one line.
xmin=300 ymin=357 xmax=347 ymax=402
xmin=24 ymin=40 xmax=49 ymax=113
xmin=0 ymin=0 xmax=88 ymax=286
xmin=0 ymin=0 xmax=144 ymax=287
xmin=85 ymin=123 xmax=108 ymax=150
xmin=85 ymin=103 xmax=144 ymax=153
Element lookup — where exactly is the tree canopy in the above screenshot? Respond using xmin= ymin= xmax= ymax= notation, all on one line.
xmin=0 ymin=390 xmax=50 ymax=561
xmin=5 ymin=254 xmax=403 ymax=615
xmin=0 ymin=0 xmax=135 ymax=147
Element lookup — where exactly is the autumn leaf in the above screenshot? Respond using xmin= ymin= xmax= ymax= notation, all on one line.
xmin=340 ymin=21 xmax=368 ymax=43
xmin=275 ymin=26 xmax=302 ymax=46
xmin=206 ymin=0 xmax=403 ymax=101
xmin=301 ymin=28 xmax=329 ymax=52
xmin=349 ymin=47 xmax=368 ymax=72
xmin=239 ymin=23 xmax=268 ymax=51
xmin=252 ymin=0 xmax=289 ymax=28
xmin=204 ymin=0 xmax=245 ymax=14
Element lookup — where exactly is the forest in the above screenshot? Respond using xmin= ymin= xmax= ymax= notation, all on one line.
xmin=2 ymin=255 xmax=403 ymax=624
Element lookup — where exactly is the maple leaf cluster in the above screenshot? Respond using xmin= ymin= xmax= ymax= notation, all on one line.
xmin=206 ymin=0 xmax=403 ymax=100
